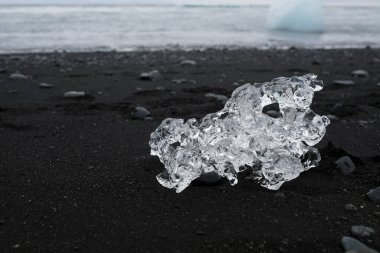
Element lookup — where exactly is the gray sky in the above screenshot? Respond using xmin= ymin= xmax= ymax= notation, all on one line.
xmin=0 ymin=0 xmax=268 ymax=5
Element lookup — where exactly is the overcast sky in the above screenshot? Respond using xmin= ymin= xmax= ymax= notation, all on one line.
xmin=0 ymin=0 xmax=269 ymax=5
xmin=0 ymin=0 xmax=377 ymax=6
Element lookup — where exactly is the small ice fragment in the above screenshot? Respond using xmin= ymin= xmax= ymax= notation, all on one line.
xmin=132 ymin=106 xmax=150 ymax=120
xmin=335 ymin=156 xmax=355 ymax=175
xmin=150 ymin=74 xmax=330 ymax=193
xmin=180 ymin=60 xmax=197 ymax=66
xmin=39 ymin=82 xmax=54 ymax=89
xmin=9 ymin=72 xmax=28 ymax=80
xmin=204 ymin=93 xmax=228 ymax=104
xmin=352 ymin=70 xmax=369 ymax=78
xmin=266 ymin=0 xmax=325 ymax=32
xmin=334 ymin=80 xmax=355 ymax=86
xmin=139 ymin=70 xmax=162 ymax=81
xmin=351 ymin=226 xmax=375 ymax=237
xmin=63 ymin=91 xmax=85 ymax=98
xmin=367 ymin=187 xmax=380 ymax=203
xmin=341 ymin=236 xmax=377 ymax=252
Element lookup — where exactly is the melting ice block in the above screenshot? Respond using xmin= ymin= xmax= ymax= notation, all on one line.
xmin=267 ymin=0 xmax=325 ymax=32
xmin=149 ymin=74 xmax=330 ymax=193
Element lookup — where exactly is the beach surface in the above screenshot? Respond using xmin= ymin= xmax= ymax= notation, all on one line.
xmin=0 ymin=48 xmax=379 ymax=252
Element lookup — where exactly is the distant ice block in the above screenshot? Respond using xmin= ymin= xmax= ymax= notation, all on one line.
xmin=267 ymin=0 xmax=325 ymax=33
xmin=149 ymin=74 xmax=330 ymax=193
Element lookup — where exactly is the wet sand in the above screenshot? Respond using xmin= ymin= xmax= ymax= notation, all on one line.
xmin=0 ymin=48 xmax=379 ymax=252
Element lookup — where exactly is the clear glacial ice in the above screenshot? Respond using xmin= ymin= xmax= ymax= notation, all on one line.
xmin=267 ymin=0 xmax=325 ymax=32
xmin=149 ymin=74 xmax=330 ymax=193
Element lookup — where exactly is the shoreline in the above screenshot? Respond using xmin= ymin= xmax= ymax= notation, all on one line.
xmin=0 ymin=44 xmax=379 ymax=56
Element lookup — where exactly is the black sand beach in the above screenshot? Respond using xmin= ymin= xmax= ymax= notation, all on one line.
xmin=0 ymin=48 xmax=379 ymax=252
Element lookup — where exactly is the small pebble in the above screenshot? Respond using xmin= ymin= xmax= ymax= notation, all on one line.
xmin=8 ymin=89 xmax=18 ymax=94
xmin=39 ymin=82 xmax=54 ymax=89
xmin=139 ymin=70 xmax=162 ymax=81
xmin=63 ymin=91 xmax=85 ymax=98
xmin=274 ymin=192 xmax=285 ymax=198
xmin=333 ymin=80 xmax=355 ymax=86
xmin=265 ymin=110 xmax=282 ymax=118
xmin=358 ymin=120 xmax=370 ymax=128
xmin=0 ymin=219 xmax=5 ymax=225
xmin=346 ymin=249 xmax=380 ymax=253
xmin=342 ymin=236 xmax=369 ymax=251
xmin=351 ymin=225 xmax=375 ymax=237
xmin=172 ymin=79 xmax=187 ymax=84
xmin=131 ymin=106 xmax=150 ymax=119
xmin=335 ymin=156 xmax=355 ymax=175
xmin=352 ymin=69 xmax=369 ymax=78
xmin=326 ymin=114 xmax=339 ymax=121
xmin=374 ymin=211 xmax=380 ymax=217
xmin=345 ymin=203 xmax=358 ymax=211
xmin=367 ymin=187 xmax=380 ymax=203
xmin=9 ymin=72 xmax=28 ymax=80
xmin=0 ymin=68 xmax=7 ymax=74
xmin=180 ymin=59 xmax=197 ymax=66
xmin=193 ymin=172 xmax=222 ymax=186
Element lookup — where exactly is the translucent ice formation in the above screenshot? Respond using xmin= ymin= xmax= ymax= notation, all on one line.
xmin=267 ymin=0 xmax=325 ymax=33
xmin=149 ymin=74 xmax=330 ymax=193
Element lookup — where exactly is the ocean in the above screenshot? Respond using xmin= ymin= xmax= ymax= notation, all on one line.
xmin=0 ymin=1 xmax=379 ymax=53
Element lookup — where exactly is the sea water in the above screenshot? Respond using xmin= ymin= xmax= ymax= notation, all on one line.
xmin=0 ymin=0 xmax=379 ymax=53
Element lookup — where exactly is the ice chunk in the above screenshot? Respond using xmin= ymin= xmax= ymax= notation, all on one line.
xmin=149 ymin=74 xmax=330 ymax=193
xmin=267 ymin=0 xmax=325 ymax=33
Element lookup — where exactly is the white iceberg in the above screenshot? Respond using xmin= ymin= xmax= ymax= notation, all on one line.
xmin=267 ymin=0 xmax=325 ymax=33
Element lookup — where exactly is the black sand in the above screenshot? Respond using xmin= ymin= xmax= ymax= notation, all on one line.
xmin=0 ymin=48 xmax=379 ymax=252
